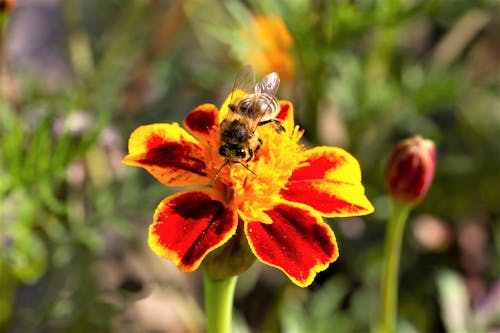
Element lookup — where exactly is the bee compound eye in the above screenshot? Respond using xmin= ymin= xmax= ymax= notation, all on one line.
xmin=219 ymin=145 xmax=229 ymax=157
xmin=236 ymin=148 xmax=246 ymax=158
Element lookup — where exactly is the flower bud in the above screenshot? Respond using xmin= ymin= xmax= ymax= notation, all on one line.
xmin=0 ymin=0 xmax=15 ymax=12
xmin=203 ymin=219 xmax=256 ymax=279
xmin=386 ymin=136 xmax=436 ymax=206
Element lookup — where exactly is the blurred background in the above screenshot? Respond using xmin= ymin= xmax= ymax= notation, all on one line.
xmin=0 ymin=0 xmax=499 ymax=332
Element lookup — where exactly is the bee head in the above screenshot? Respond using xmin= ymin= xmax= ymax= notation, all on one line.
xmin=219 ymin=143 xmax=247 ymax=160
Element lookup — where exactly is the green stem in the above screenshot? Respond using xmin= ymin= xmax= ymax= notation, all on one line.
xmin=379 ymin=200 xmax=411 ymax=333
xmin=203 ymin=269 xmax=237 ymax=333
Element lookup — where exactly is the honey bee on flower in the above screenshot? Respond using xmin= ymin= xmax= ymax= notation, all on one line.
xmin=215 ymin=65 xmax=285 ymax=182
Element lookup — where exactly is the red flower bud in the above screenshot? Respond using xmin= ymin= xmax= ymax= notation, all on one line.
xmin=0 ymin=0 xmax=15 ymax=12
xmin=386 ymin=136 xmax=436 ymax=206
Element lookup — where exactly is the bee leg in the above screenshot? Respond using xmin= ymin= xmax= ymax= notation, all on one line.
xmin=245 ymin=147 xmax=254 ymax=163
xmin=258 ymin=119 xmax=286 ymax=133
xmin=254 ymin=138 xmax=263 ymax=157
xmin=245 ymin=138 xmax=262 ymax=163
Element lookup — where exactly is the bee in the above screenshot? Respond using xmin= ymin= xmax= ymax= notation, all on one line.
xmin=212 ymin=65 xmax=285 ymax=183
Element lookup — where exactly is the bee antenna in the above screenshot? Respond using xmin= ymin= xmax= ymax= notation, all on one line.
xmin=210 ymin=160 xmax=256 ymax=186
xmin=238 ymin=162 xmax=256 ymax=175
xmin=210 ymin=160 xmax=230 ymax=186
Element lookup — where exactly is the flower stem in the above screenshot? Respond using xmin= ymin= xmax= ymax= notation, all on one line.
xmin=379 ymin=200 xmax=411 ymax=333
xmin=203 ymin=269 xmax=237 ymax=333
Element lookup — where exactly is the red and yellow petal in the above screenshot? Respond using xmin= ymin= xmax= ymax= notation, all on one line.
xmin=276 ymin=100 xmax=294 ymax=133
xmin=122 ymin=123 xmax=209 ymax=186
xmin=149 ymin=189 xmax=238 ymax=272
xmin=183 ymin=104 xmax=219 ymax=143
xmin=245 ymin=202 xmax=338 ymax=287
xmin=282 ymin=147 xmax=374 ymax=217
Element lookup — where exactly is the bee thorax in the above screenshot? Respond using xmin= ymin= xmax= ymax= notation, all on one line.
xmin=220 ymin=119 xmax=250 ymax=144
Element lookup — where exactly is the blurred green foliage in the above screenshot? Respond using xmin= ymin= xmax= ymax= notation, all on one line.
xmin=1 ymin=0 xmax=499 ymax=332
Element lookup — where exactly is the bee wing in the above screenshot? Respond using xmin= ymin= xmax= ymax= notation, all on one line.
xmin=234 ymin=65 xmax=256 ymax=93
xmin=242 ymin=73 xmax=281 ymax=132
xmin=255 ymin=72 xmax=280 ymax=97
xmin=241 ymin=94 xmax=279 ymax=135
xmin=258 ymin=97 xmax=281 ymax=129
xmin=228 ymin=65 xmax=256 ymax=110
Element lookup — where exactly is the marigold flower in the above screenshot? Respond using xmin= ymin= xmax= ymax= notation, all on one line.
xmin=386 ymin=135 xmax=436 ymax=206
xmin=123 ymin=93 xmax=373 ymax=287
xmin=239 ymin=15 xmax=295 ymax=81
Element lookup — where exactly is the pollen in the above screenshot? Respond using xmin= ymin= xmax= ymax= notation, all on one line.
xmin=228 ymin=123 xmax=305 ymax=222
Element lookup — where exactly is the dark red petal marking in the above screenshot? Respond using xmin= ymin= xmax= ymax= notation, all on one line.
xmin=282 ymin=181 xmax=367 ymax=215
xmin=184 ymin=104 xmax=219 ymax=136
xmin=139 ymin=135 xmax=206 ymax=176
xmin=246 ymin=204 xmax=337 ymax=287
xmin=289 ymin=154 xmax=346 ymax=181
xmin=276 ymin=102 xmax=290 ymax=121
xmin=151 ymin=191 xmax=237 ymax=270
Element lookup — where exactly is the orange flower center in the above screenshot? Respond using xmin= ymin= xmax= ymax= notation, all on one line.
xmin=216 ymin=121 xmax=305 ymax=224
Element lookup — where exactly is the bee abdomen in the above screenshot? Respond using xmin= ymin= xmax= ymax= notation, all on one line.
xmin=257 ymin=94 xmax=279 ymax=115
xmin=239 ymin=93 xmax=279 ymax=117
